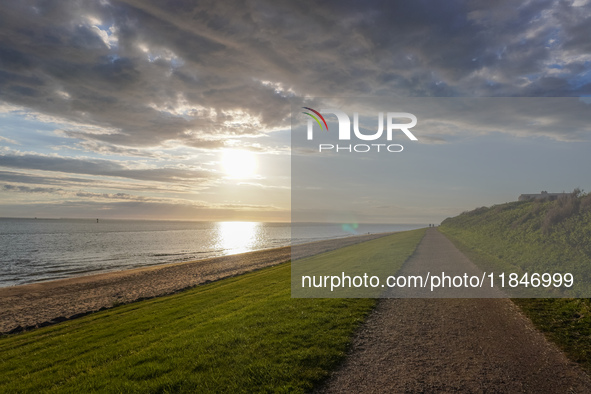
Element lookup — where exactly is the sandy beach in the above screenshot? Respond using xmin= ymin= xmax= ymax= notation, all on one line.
xmin=0 ymin=233 xmax=390 ymax=334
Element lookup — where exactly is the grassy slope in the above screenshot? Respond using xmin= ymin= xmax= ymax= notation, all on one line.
xmin=438 ymin=193 xmax=591 ymax=373
xmin=0 ymin=229 xmax=425 ymax=393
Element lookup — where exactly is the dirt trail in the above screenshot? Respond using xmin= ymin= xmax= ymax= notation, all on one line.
xmin=319 ymin=228 xmax=591 ymax=393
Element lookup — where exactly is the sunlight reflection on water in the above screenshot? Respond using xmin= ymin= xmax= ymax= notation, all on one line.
xmin=214 ymin=221 xmax=262 ymax=255
xmin=0 ymin=219 xmax=422 ymax=287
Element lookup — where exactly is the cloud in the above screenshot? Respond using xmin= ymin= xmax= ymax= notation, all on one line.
xmin=414 ymin=98 xmax=591 ymax=141
xmin=236 ymin=182 xmax=290 ymax=190
xmin=0 ymin=197 xmax=288 ymax=221
xmin=1 ymin=181 xmax=286 ymax=214
xmin=2 ymin=184 xmax=64 ymax=194
xmin=0 ymin=151 xmax=217 ymax=183
xmin=74 ymin=191 xmax=151 ymax=200
xmin=419 ymin=136 xmax=448 ymax=144
xmin=0 ymin=170 xmax=198 ymax=193
xmin=293 ymin=97 xmax=591 ymax=143
xmin=0 ymin=0 xmax=589 ymax=152
xmin=0 ymin=0 xmax=589 ymax=221
xmin=0 ymin=136 xmax=19 ymax=145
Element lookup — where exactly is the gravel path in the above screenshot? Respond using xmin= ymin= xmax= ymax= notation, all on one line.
xmin=0 ymin=232 xmax=390 ymax=334
xmin=319 ymin=229 xmax=591 ymax=393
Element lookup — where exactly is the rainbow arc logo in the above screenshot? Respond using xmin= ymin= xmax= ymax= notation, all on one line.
xmin=301 ymin=107 xmax=328 ymax=131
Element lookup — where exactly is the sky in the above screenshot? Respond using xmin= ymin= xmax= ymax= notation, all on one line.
xmin=0 ymin=0 xmax=591 ymax=223
xmin=292 ymin=97 xmax=591 ymax=224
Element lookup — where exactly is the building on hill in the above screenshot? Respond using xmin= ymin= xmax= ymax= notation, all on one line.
xmin=518 ymin=191 xmax=569 ymax=201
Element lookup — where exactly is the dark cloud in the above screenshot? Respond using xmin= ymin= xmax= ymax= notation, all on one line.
xmin=0 ymin=170 xmax=195 ymax=193
xmin=0 ymin=0 xmax=589 ymax=152
xmin=0 ymin=171 xmax=78 ymax=185
xmin=0 ymin=152 xmax=216 ymax=183
xmin=2 ymin=184 xmax=63 ymax=193
xmin=75 ymin=191 xmax=141 ymax=200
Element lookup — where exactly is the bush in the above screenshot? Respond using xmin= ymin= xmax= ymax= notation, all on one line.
xmin=581 ymin=193 xmax=591 ymax=212
xmin=542 ymin=190 xmax=581 ymax=234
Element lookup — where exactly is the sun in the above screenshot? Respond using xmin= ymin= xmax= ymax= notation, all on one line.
xmin=221 ymin=149 xmax=257 ymax=179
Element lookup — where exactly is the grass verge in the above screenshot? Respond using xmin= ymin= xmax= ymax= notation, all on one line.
xmin=293 ymin=229 xmax=426 ymax=297
xmin=0 ymin=229 xmax=425 ymax=393
xmin=439 ymin=197 xmax=591 ymax=375
xmin=440 ymin=228 xmax=591 ymax=374
xmin=512 ymin=298 xmax=591 ymax=373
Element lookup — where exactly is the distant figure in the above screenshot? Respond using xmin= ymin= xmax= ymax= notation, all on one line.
xmin=97 ymin=218 xmax=99 ymax=223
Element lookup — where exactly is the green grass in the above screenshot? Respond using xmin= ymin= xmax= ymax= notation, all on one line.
xmin=293 ymin=229 xmax=426 ymax=297
xmin=438 ymin=193 xmax=591 ymax=374
xmin=512 ymin=298 xmax=591 ymax=373
xmin=439 ymin=195 xmax=591 ymax=297
xmin=0 ymin=229 xmax=425 ymax=393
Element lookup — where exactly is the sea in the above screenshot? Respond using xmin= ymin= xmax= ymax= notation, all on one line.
xmin=0 ymin=218 xmax=424 ymax=288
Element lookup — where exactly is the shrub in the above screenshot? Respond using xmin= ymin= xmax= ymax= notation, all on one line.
xmin=542 ymin=190 xmax=581 ymax=234
xmin=581 ymin=193 xmax=591 ymax=212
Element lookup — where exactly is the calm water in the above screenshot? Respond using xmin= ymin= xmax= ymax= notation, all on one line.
xmin=0 ymin=218 xmax=424 ymax=287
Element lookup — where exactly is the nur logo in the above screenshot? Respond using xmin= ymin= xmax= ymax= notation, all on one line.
xmin=302 ymin=107 xmax=418 ymax=153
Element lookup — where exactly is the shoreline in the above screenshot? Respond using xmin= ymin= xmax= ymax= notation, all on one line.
xmin=0 ymin=232 xmax=392 ymax=334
